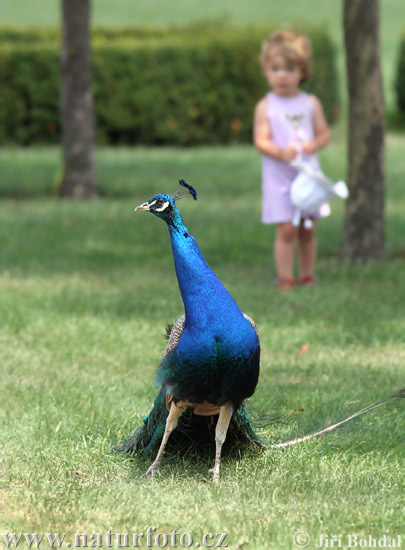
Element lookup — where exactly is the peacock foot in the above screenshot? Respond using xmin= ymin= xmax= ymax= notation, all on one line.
xmin=208 ymin=466 xmax=220 ymax=483
xmin=145 ymin=464 xmax=160 ymax=478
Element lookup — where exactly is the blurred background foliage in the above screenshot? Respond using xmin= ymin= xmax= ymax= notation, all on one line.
xmin=0 ymin=0 xmax=403 ymax=106
xmin=1 ymin=0 xmax=404 ymax=146
xmin=0 ymin=23 xmax=339 ymax=146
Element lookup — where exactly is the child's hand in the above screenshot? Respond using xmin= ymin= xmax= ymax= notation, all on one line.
xmin=281 ymin=146 xmax=299 ymax=162
xmin=301 ymin=140 xmax=317 ymax=155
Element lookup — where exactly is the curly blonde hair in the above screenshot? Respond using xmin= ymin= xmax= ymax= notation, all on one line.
xmin=260 ymin=30 xmax=312 ymax=83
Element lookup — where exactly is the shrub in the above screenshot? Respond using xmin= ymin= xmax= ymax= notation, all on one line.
xmin=0 ymin=23 xmax=340 ymax=145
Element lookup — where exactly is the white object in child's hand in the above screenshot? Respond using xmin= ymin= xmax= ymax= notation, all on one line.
xmin=290 ymin=159 xmax=349 ymax=228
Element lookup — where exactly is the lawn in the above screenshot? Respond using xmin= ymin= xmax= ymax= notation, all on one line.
xmin=0 ymin=0 xmax=403 ymax=110
xmin=0 ymin=132 xmax=404 ymax=548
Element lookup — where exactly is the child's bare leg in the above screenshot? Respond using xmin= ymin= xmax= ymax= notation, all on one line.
xmin=297 ymin=221 xmax=316 ymax=278
xmin=274 ymin=223 xmax=297 ymax=282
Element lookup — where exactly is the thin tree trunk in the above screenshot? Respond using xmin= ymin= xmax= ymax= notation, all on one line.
xmin=342 ymin=0 xmax=385 ymax=262
xmin=60 ymin=0 xmax=97 ymax=198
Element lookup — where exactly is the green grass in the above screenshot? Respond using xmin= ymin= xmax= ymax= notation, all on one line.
xmin=0 ymin=0 xmax=403 ymax=110
xmin=0 ymin=134 xmax=404 ymax=548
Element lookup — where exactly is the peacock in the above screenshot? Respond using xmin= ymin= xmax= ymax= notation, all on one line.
xmin=117 ymin=179 xmax=262 ymax=481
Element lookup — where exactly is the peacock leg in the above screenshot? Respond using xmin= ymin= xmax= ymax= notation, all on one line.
xmin=145 ymin=401 xmax=184 ymax=478
xmin=210 ymin=403 xmax=233 ymax=483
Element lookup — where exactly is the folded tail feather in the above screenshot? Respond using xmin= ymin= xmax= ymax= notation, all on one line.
xmin=114 ymin=394 xmax=264 ymax=457
xmin=114 ymin=389 xmax=168 ymax=456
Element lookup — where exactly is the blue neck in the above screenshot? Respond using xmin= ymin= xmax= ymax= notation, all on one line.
xmin=167 ymin=210 xmax=242 ymax=329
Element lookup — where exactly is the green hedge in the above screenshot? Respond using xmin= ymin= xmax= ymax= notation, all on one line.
xmin=395 ymin=34 xmax=405 ymax=112
xmin=0 ymin=23 xmax=340 ymax=146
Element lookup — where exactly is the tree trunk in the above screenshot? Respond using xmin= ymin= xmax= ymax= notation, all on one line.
xmin=60 ymin=0 xmax=97 ymax=198
xmin=342 ymin=0 xmax=385 ymax=262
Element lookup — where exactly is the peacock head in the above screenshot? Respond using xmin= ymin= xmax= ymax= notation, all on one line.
xmin=135 ymin=180 xmax=197 ymax=224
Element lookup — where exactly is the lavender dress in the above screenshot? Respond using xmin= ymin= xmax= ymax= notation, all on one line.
xmin=261 ymin=91 xmax=330 ymax=224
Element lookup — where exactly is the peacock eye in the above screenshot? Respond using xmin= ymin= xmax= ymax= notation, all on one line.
xmin=155 ymin=199 xmax=163 ymax=208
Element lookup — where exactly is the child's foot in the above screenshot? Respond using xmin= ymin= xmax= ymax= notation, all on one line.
xmin=273 ymin=278 xmax=296 ymax=291
xmin=296 ymin=275 xmax=316 ymax=286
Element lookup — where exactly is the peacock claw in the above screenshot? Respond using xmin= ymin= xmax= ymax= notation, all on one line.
xmin=208 ymin=467 xmax=220 ymax=483
xmin=145 ymin=465 xmax=159 ymax=478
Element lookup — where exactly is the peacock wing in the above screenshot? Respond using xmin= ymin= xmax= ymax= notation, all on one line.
xmin=242 ymin=313 xmax=260 ymax=340
xmin=163 ymin=314 xmax=185 ymax=356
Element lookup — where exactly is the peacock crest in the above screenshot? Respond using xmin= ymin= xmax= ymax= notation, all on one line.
xmin=172 ymin=179 xmax=198 ymax=202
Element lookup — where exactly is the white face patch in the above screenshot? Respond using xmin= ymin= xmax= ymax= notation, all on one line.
xmin=155 ymin=200 xmax=170 ymax=212
xmin=148 ymin=200 xmax=157 ymax=207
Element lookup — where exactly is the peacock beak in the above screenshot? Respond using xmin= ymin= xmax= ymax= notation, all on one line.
xmin=135 ymin=202 xmax=150 ymax=211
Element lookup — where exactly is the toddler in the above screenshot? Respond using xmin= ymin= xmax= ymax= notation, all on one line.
xmin=253 ymin=30 xmax=330 ymax=289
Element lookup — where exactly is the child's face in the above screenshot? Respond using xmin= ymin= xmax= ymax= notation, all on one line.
xmin=264 ymin=54 xmax=302 ymax=97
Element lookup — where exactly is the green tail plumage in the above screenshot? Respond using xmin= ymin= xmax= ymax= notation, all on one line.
xmin=114 ymin=392 xmax=264 ymax=458
xmin=115 ymin=389 xmax=168 ymax=456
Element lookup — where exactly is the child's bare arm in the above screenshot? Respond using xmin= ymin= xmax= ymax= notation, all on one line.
xmin=301 ymin=96 xmax=330 ymax=155
xmin=253 ymin=98 xmax=298 ymax=161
